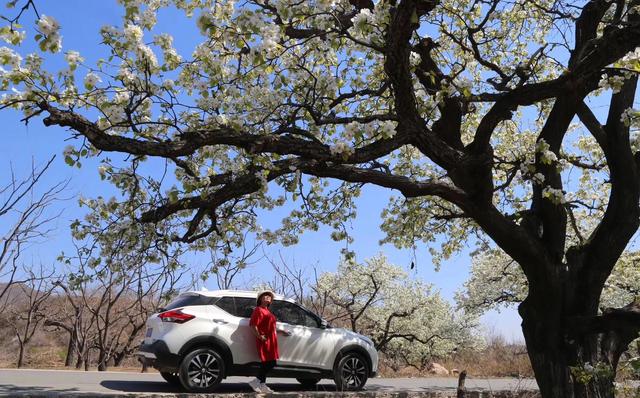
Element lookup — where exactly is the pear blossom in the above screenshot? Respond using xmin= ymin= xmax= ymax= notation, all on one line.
xmin=83 ymin=72 xmax=101 ymax=89
xmin=37 ymin=15 xmax=59 ymax=36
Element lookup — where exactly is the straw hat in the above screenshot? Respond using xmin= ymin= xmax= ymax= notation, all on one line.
xmin=256 ymin=289 xmax=275 ymax=306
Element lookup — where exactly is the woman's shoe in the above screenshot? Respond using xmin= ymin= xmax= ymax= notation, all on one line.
xmin=248 ymin=378 xmax=262 ymax=392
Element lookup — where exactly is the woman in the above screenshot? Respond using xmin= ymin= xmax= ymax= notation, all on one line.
xmin=248 ymin=290 xmax=288 ymax=393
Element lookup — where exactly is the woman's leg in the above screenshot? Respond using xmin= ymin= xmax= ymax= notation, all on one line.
xmin=258 ymin=361 xmax=267 ymax=383
xmin=258 ymin=360 xmax=276 ymax=383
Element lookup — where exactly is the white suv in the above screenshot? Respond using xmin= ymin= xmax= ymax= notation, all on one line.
xmin=137 ymin=290 xmax=378 ymax=392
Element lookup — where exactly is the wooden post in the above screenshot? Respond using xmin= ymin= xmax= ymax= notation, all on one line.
xmin=456 ymin=370 xmax=467 ymax=398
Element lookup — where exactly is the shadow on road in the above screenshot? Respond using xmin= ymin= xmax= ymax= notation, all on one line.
xmin=0 ymin=384 xmax=80 ymax=394
xmin=100 ymin=380 xmax=341 ymax=394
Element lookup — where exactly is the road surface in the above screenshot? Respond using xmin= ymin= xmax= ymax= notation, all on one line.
xmin=0 ymin=369 xmax=538 ymax=396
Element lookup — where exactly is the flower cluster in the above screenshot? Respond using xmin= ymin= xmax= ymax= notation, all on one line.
xmin=542 ymin=186 xmax=565 ymax=204
xmin=620 ymin=108 xmax=639 ymax=127
xmin=536 ymin=139 xmax=558 ymax=165
xmin=330 ymin=141 xmax=354 ymax=157
xmin=36 ymin=15 xmax=62 ymax=53
xmin=84 ymin=72 xmax=101 ymax=89
xmin=599 ymin=74 xmax=631 ymax=93
xmin=0 ymin=26 xmax=25 ymax=46
xmin=64 ymin=51 xmax=84 ymax=70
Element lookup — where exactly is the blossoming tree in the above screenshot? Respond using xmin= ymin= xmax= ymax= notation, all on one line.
xmin=0 ymin=0 xmax=639 ymax=396
xmin=315 ymin=255 xmax=483 ymax=370
xmin=457 ymin=249 xmax=640 ymax=379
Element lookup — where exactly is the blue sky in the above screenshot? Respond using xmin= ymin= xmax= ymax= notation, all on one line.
xmin=0 ymin=0 xmax=524 ymax=341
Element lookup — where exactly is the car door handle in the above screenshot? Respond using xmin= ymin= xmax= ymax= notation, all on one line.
xmin=212 ymin=319 xmax=228 ymax=324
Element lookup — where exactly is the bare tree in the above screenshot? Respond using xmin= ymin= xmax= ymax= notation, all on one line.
xmin=208 ymin=235 xmax=263 ymax=290
xmin=5 ymin=264 xmax=56 ymax=368
xmin=45 ymin=271 xmax=97 ymax=370
xmin=0 ymin=156 xmax=66 ymax=309
xmin=266 ymin=252 xmax=317 ymax=303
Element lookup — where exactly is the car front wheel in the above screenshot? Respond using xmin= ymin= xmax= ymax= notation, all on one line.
xmin=178 ymin=347 xmax=225 ymax=392
xmin=333 ymin=352 xmax=368 ymax=391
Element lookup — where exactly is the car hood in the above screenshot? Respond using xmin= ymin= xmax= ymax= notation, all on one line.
xmin=333 ymin=327 xmax=375 ymax=347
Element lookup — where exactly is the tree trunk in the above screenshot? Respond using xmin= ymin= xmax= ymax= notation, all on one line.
xmin=16 ymin=344 xmax=25 ymax=368
xmin=64 ymin=330 xmax=75 ymax=367
xmin=113 ymin=350 xmax=127 ymax=367
xmin=97 ymin=349 xmax=108 ymax=371
xmin=520 ymin=298 xmax=619 ymax=398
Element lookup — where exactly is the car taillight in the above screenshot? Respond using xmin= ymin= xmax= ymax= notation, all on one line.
xmin=158 ymin=309 xmax=195 ymax=323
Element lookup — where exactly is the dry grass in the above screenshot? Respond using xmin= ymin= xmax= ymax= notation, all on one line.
xmin=439 ymin=337 xmax=533 ymax=378
xmin=376 ymin=334 xmax=533 ymax=379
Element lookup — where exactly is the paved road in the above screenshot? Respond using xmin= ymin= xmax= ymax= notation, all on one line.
xmin=0 ymin=369 xmax=538 ymax=395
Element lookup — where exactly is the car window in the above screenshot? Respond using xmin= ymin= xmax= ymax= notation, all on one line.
xmin=215 ymin=296 xmax=256 ymax=318
xmin=235 ymin=297 xmax=255 ymax=318
xmin=271 ymin=300 xmax=319 ymax=328
xmin=215 ymin=296 xmax=236 ymax=315
xmin=163 ymin=294 xmax=216 ymax=311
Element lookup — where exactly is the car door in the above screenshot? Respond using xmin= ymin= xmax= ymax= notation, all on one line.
xmin=271 ymin=300 xmax=337 ymax=369
xmin=213 ymin=296 xmax=260 ymax=364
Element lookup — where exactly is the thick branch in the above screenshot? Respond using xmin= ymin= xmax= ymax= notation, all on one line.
xmin=39 ymin=102 xmax=410 ymax=165
xmin=581 ymin=75 xmax=640 ymax=307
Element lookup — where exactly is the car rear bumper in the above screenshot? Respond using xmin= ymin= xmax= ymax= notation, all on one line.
xmin=136 ymin=340 xmax=181 ymax=372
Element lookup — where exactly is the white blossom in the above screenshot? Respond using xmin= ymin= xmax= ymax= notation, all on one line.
xmin=0 ymin=47 xmax=21 ymax=68
xmin=37 ymin=15 xmax=60 ymax=36
xmin=620 ymin=108 xmax=639 ymax=127
xmin=84 ymin=72 xmax=101 ymax=89
xmin=379 ymin=121 xmax=396 ymax=138
xmin=124 ymin=23 xmax=144 ymax=44
xmin=330 ymin=141 xmax=354 ymax=157
xmin=65 ymin=51 xmax=84 ymax=68
xmin=532 ymin=173 xmax=545 ymax=185
xmin=542 ymin=186 xmax=565 ymax=204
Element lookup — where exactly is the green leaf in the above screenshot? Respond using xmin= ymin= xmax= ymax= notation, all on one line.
xmin=64 ymin=156 xmax=75 ymax=166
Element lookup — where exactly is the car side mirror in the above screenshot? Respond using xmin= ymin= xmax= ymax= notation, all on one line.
xmin=320 ymin=319 xmax=328 ymax=329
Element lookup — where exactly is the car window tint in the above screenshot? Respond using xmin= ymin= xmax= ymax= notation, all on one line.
xmin=234 ymin=297 xmax=255 ymax=318
xmin=214 ymin=296 xmax=256 ymax=318
xmin=164 ymin=294 xmax=215 ymax=310
xmin=271 ymin=300 xmax=318 ymax=327
xmin=299 ymin=309 xmax=320 ymax=328
xmin=215 ymin=296 xmax=236 ymax=315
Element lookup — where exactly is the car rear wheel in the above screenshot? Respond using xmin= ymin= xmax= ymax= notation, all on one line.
xmin=179 ymin=347 xmax=225 ymax=392
xmin=296 ymin=377 xmax=321 ymax=388
xmin=333 ymin=352 xmax=368 ymax=391
xmin=160 ymin=372 xmax=181 ymax=386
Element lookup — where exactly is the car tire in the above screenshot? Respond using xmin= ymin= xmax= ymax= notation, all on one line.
xmin=333 ymin=352 xmax=368 ymax=391
xmin=160 ymin=372 xmax=181 ymax=386
xmin=296 ymin=377 xmax=321 ymax=388
xmin=178 ymin=347 xmax=225 ymax=392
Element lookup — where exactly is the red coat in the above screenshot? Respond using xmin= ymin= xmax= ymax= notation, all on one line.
xmin=249 ymin=306 xmax=279 ymax=362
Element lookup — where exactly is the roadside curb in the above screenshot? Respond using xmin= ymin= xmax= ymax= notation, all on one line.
xmin=1 ymin=391 xmax=541 ymax=398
